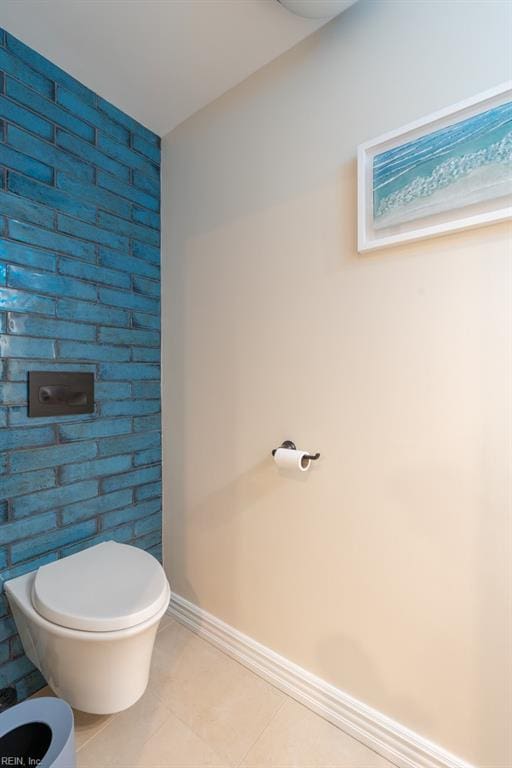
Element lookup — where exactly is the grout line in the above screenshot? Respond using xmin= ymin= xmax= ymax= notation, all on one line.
xmin=75 ymin=712 xmax=117 ymax=754
xmin=234 ymin=697 xmax=287 ymax=768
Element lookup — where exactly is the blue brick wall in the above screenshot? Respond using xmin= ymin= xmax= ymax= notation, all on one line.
xmin=0 ymin=29 xmax=161 ymax=700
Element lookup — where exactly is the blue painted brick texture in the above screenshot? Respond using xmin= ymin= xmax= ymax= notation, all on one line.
xmin=0 ymin=28 xmax=161 ymax=701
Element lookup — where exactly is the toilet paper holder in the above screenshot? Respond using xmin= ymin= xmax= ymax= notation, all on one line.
xmin=271 ymin=440 xmax=320 ymax=461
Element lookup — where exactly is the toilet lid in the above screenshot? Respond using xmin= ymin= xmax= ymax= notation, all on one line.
xmin=32 ymin=541 xmax=170 ymax=632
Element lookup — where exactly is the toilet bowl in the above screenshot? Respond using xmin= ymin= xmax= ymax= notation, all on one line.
xmin=5 ymin=541 xmax=171 ymax=715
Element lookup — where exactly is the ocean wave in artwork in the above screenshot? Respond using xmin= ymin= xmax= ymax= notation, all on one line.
xmin=373 ymin=101 xmax=512 ymax=229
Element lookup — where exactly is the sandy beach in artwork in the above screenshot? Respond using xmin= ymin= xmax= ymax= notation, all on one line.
xmin=374 ymin=163 xmax=512 ymax=229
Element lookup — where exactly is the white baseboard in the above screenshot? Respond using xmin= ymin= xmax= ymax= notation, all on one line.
xmin=168 ymin=594 xmax=473 ymax=768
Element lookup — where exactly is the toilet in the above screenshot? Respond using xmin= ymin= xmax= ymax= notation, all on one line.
xmin=5 ymin=541 xmax=171 ymax=715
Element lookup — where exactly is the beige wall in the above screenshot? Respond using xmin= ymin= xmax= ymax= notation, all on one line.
xmin=161 ymin=2 xmax=512 ymax=765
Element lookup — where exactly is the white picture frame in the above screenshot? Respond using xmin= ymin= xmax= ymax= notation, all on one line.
xmin=357 ymin=82 xmax=512 ymax=253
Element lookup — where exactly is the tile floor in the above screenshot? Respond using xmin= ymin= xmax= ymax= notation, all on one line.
xmin=34 ymin=615 xmax=396 ymax=767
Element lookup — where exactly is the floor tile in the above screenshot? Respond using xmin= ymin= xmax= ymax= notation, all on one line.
xmin=157 ymin=611 xmax=174 ymax=633
xmin=31 ymin=685 xmax=113 ymax=750
xmin=240 ymin=700 xmax=393 ymax=768
xmin=150 ymin=623 xmax=284 ymax=766
xmin=129 ymin=710 xmax=228 ymax=767
xmin=77 ymin=689 xmax=171 ymax=767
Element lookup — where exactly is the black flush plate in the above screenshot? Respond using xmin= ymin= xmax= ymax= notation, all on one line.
xmin=28 ymin=371 xmax=94 ymax=417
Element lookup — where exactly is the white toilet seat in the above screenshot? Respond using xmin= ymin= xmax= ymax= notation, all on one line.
xmin=32 ymin=541 xmax=169 ymax=632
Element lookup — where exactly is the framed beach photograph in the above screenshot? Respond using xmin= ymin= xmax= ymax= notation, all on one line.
xmin=357 ymin=82 xmax=512 ymax=253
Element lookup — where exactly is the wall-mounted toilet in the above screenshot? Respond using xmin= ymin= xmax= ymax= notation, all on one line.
xmin=5 ymin=541 xmax=170 ymax=715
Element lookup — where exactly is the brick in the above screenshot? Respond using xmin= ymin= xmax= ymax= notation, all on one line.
xmin=101 ymin=465 xmax=160 ymax=493
xmin=133 ymin=530 xmax=160 ymax=550
xmin=134 ymin=447 xmax=161 ymax=467
xmin=7 ymin=313 xmax=96 ymax=341
xmin=134 ymin=413 xmax=161 ymax=433
xmin=135 ymin=481 xmax=162 ymax=502
xmin=59 ymin=340 xmax=130 ymax=362
xmin=100 ymin=399 xmax=159 ymax=418
xmin=98 ymin=134 xmax=158 ymax=180
xmin=58 ymin=257 xmax=131 ymax=290
xmin=0 ymin=382 xmax=27 ymax=404
xmin=0 ymin=334 xmax=56 ymax=359
xmin=133 ymin=275 xmax=159 ymax=297
xmin=99 ymin=362 xmax=159 ymax=381
xmin=0 ymin=425 xmax=54 ymax=451
xmin=132 ymin=311 xmax=160 ymax=330
xmin=6 ymin=77 xmax=95 ymax=142
xmin=98 ymin=248 xmax=159 ymax=281
xmin=0 ymin=189 xmax=54 ymax=229
xmin=58 ymin=417 xmax=132 ymax=442
xmin=0 ymin=656 xmax=35 ymax=684
xmin=96 ymin=170 xmax=159 ymax=211
xmin=60 ymin=454 xmax=132 ymax=484
xmin=94 ymin=382 xmax=131 ymax=401
xmin=132 ymin=381 xmax=160 ymax=399
xmin=57 ymin=298 xmax=129 ymax=327
xmin=10 ymin=441 xmax=97 ymax=473
xmin=132 ymin=240 xmax=160 ymax=265
xmin=0 ymin=94 xmax=53 ymax=140
xmin=15 ymin=670 xmax=46 ymax=700
xmin=132 ymin=347 xmax=159 ymax=362
xmin=8 ymin=173 xmax=97 ymax=222
xmin=57 ymin=213 xmax=129 ymax=252
xmin=8 ymin=265 xmax=96 ymax=302
xmin=8 ymin=360 xmax=95 ymax=381
xmin=11 ymin=479 xmax=99 ymax=519
xmin=133 ymin=168 xmax=160 ymax=197
xmin=56 ymin=173 xmax=131 ymax=219
xmin=98 ymin=211 xmax=159 ymax=247
xmin=132 ymin=206 xmax=160 ymax=230
xmin=0 ymin=642 xmax=8 ymax=665
xmin=0 ymin=239 xmax=56 ymax=272
xmin=7 ymin=220 xmax=96 ymax=263
xmin=0 ymin=47 xmax=53 ymax=98
xmin=0 ymin=511 xmax=57 ymax=546
xmin=99 ymin=287 xmax=158 ymax=314
xmin=11 ymin=519 xmax=97 ymax=563
xmin=98 ymin=431 xmax=160 ymax=458
xmin=0 ymin=287 xmax=55 ymax=316
xmin=61 ymin=488 xmax=133 ymax=525
xmin=8 ymin=125 xmax=94 ymax=183
xmin=0 ymin=144 xmax=53 ymax=184
xmin=56 ymin=86 xmax=129 ymax=144
xmin=131 ymin=134 xmax=160 ymax=164
xmin=98 ymin=327 xmax=159 ymax=347
xmin=100 ymin=497 xmax=160 ymax=529
xmin=56 ymin=130 xmax=129 ymax=181
xmin=134 ymin=511 xmax=160 ymax=536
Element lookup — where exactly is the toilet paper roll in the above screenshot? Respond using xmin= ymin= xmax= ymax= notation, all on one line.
xmin=273 ymin=447 xmax=311 ymax=472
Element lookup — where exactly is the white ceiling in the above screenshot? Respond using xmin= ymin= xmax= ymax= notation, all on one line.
xmin=0 ymin=0 xmax=340 ymax=137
